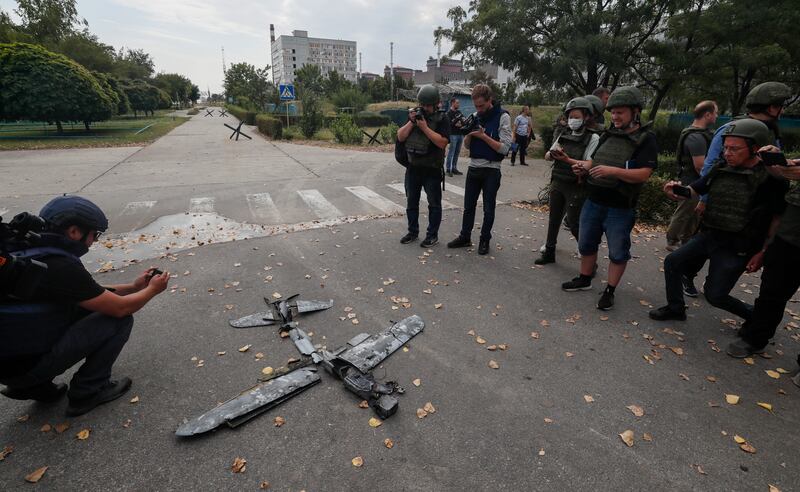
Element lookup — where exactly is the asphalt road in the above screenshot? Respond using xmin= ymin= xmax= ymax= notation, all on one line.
xmin=0 ymin=113 xmax=798 ymax=491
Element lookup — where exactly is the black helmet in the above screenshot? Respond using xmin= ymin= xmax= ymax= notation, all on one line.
xmin=40 ymin=195 xmax=108 ymax=233
xmin=722 ymin=118 xmax=772 ymax=149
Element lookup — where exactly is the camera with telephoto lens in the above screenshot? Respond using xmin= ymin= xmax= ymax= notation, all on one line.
xmin=0 ymin=212 xmax=49 ymax=300
xmin=411 ymin=107 xmax=426 ymax=122
xmin=459 ymin=113 xmax=481 ymax=135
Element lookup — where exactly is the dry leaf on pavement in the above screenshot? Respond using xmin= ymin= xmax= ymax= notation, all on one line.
xmin=765 ymin=370 xmax=781 ymax=379
xmin=692 ymin=464 xmax=707 ymax=475
xmin=260 ymin=481 xmax=270 ymax=489
xmin=25 ymin=466 xmax=48 ymax=483
xmin=352 ymin=456 xmax=364 ymax=467
xmin=488 ymin=360 xmax=499 ymax=369
xmin=434 ymin=303 xmax=443 ymax=309
xmin=40 ymin=424 xmax=52 ymax=433
xmin=540 ymin=320 xmax=550 ymax=327
xmin=531 ymin=331 xmax=540 ymax=339
xmin=670 ymin=347 xmax=684 ymax=356
xmin=423 ymin=402 xmax=436 ymax=414
xmin=0 ymin=445 xmax=12 ymax=461
xmin=261 ymin=367 xmax=274 ymax=376
xmin=358 ymin=400 xmax=369 ymax=409
xmin=238 ymin=344 xmax=252 ymax=353
xmin=626 ymin=405 xmax=644 ymax=417
xmin=583 ymin=395 xmax=595 ymax=403
xmin=231 ymin=457 xmax=247 ymax=473
xmin=54 ymin=422 xmax=70 ymax=434
xmin=76 ymin=429 xmax=90 ymax=440
xmin=130 ymin=396 xmax=139 ymax=404
xmin=16 ymin=415 xmax=29 ymax=423
xmin=273 ymin=416 xmax=285 ymax=427
xmin=757 ymin=402 xmax=773 ymax=412
xmin=412 ymin=379 xmax=421 ymax=387
xmin=740 ymin=443 xmax=756 ymax=454
xmin=538 ymin=448 xmax=545 ymax=456
xmin=475 ymin=336 xmax=486 ymax=344
xmin=384 ymin=438 xmax=394 ymax=449
xmin=487 ymin=345 xmax=497 ymax=351
xmin=368 ymin=417 xmax=382 ymax=428
xmin=769 ymin=485 xmax=781 ymax=492
xmin=416 ymin=408 xmax=428 ymax=419
xmin=733 ymin=435 xmax=746 ymax=444
xmin=619 ymin=430 xmax=635 ymax=447
xmin=642 ymin=433 xmax=653 ymax=442
xmin=725 ymin=394 xmax=740 ymax=405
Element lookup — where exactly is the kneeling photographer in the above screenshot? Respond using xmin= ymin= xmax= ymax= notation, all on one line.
xmin=0 ymin=196 xmax=169 ymax=416
xmin=397 ymin=84 xmax=450 ymax=248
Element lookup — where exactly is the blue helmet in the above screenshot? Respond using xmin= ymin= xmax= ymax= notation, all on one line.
xmin=39 ymin=195 xmax=108 ymax=233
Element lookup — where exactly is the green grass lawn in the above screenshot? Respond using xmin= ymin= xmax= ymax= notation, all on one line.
xmin=0 ymin=112 xmax=189 ymax=151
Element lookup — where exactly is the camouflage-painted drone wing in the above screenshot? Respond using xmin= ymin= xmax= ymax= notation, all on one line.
xmin=294 ymin=299 xmax=334 ymax=313
xmin=229 ymin=310 xmax=276 ymax=328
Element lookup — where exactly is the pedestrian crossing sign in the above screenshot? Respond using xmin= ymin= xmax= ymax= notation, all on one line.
xmin=279 ymin=84 xmax=295 ymax=101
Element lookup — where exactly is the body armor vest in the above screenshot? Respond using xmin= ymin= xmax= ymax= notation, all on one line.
xmin=676 ymin=126 xmax=713 ymax=184
xmin=588 ymin=123 xmax=653 ymax=201
xmin=405 ymin=112 xmax=445 ymax=169
xmin=552 ymin=130 xmax=592 ymax=183
xmin=703 ymin=163 xmax=768 ymax=233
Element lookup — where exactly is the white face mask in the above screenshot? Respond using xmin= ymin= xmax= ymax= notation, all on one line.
xmin=568 ymin=118 xmax=584 ymax=131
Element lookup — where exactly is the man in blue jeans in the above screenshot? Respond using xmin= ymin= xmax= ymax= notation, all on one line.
xmin=397 ymin=85 xmax=450 ymax=247
xmin=447 ymin=84 xmax=512 ymax=255
xmin=446 ymin=97 xmax=465 ymax=177
xmin=649 ymin=119 xmax=788 ymax=322
xmin=561 ymin=86 xmax=658 ymax=310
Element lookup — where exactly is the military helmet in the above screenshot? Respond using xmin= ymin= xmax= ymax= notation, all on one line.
xmin=584 ymin=94 xmax=605 ymax=116
xmin=417 ymin=85 xmax=441 ymax=105
xmin=745 ymin=82 xmax=792 ymax=109
xmin=564 ymin=97 xmax=593 ymax=115
xmin=40 ymin=195 xmax=108 ymax=233
xmin=722 ymin=118 xmax=772 ymax=149
xmin=606 ymin=86 xmax=645 ymax=110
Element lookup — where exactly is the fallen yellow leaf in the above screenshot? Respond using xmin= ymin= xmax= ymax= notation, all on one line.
xmin=416 ymin=408 xmax=428 ymax=419
xmin=358 ymin=400 xmax=369 ymax=409
xmin=670 ymin=347 xmax=684 ymax=356
xmin=434 ymin=303 xmax=443 ymax=309
xmin=273 ymin=416 xmax=285 ymax=427
xmin=0 ymin=445 xmax=13 ymax=461
xmin=740 ymin=443 xmax=756 ymax=454
xmin=384 ymin=438 xmax=394 ymax=449
xmin=583 ymin=395 xmax=595 ymax=403
xmin=626 ymin=405 xmax=644 ymax=417
xmin=619 ymin=430 xmax=635 ymax=447
xmin=231 ymin=457 xmax=247 ymax=473
xmin=476 ymin=336 xmax=487 ymax=344
xmin=769 ymin=484 xmax=781 ymax=492
xmin=238 ymin=344 xmax=252 ymax=353
xmin=368 ymin=417 xmax=382 ymax=428
xmin=543 ymin=418 xmax=553 ymax=423
xmin=271 ymin=292 xmax=282 ymax=299
xmin=530 ymin=331 xmax=540 ymax=339
xmin=642 ymin=433 xmax=653 ymax=442
xmin=733 ymin=435 xmax=746 ymax=444
xmin=412 ymin=378 xmax=421 ymax=387
xmin=776 ymin=368 xmax=789 ymax=374
xmin=423 ymin=402 xmax=436 ymax=414
xmin=743 ymin=357 xmax=755 ymax=365
xmin=706 ymin=376 xmax=717 ymax=383
xmin=351 ymin=456 xmax=364 ymax=467
xmin=260 ymin=481 xmax=270 ymax=489
xmin=261 ymin=366 xmax=274 ymax=376
xmin=76 ymin=429 xmax=90 ymax=440
xmin=488 ymin=360 xmax=499 ymax=369
xmin=725 ymin=394 xmax=740 ymax=405
xmin=538 ymin=448 xmax=545 ymax=456
xmin=25 ymin=466 xmax=48 ymax=483
xmin=757 ymin=402 xmax=773 ymax=412
xmin=765 ymin=370 xmax=781 ymax=379
xmin=130 ymin=396 xmax=140 ymax=404
xmin=54 ymin=422 xmax=70 ymax=434
xmin=487 ymin=344 xmax=498 ymax=351
xmin=40 ymin=424 xmax=51 ymax=433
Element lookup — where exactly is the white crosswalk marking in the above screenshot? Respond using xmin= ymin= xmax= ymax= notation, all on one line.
xmin=120 ymin=201 xmax=156 ymax=216
xmin=246 ymin=193 xmax=279 ymax=220
xmin=444 ymin=184 xmax=502 ymax=205
xmin=297 ymin=189 xmax=342 ymax=219
xmin=189 ymin=197 xmax=215 ymax=213
xmin=385 ymin=183 xmax=457 ymax=209
xmin=345 ymin=186 xmax=404 ymax=214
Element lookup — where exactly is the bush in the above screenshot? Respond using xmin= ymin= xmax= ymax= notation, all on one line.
xmin=330 ymin=115 xmax=362 ymax=145
xmin=330 ymin=87 xmax=369 ymax=113
xmin=187 ymin=108 xmax=199 ymax=115
xmin=255 ymin=114 xmax=282 ymax=139
xmin=282 ymin=127 xmax=301 ymax=140
xmin=300 ymin=92 xmax=324 ymax=138
xmin=354 ymin=111 xmax=391 ymax=127
xmin=226 ymin=104 xmax=257 ymax=125
xmin=379 ymin=122 xmax=399 ymax=144
xmin=637 ymin=175 xmax=676 ymax=225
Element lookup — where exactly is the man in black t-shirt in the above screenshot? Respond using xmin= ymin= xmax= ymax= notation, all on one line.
xmin=650 ymin=119 xmax=787 ymax=323
xmin=0 ymin=196 xmax=170 ymax=416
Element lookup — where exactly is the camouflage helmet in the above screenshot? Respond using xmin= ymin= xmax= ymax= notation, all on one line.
xmin=564 ymin=96 xmax=593 ymax=115
xmin=722 ymin=118 xmax=772 ymax=149
xmin=417 ymin=85 xmax=441 ymax=105
xmin=606 ymin=86 xmax=645 ymax=110
xmin=745 ymin=82 xmax=792 ymax=109
xmin=584 ymin=94 xmax=605 ymax=116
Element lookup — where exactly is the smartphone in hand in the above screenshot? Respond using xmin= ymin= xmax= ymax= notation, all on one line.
xmin=759 ymin=151 xmax=788 ymax=167
xmin=672 ymin=185 xmax=692 ymax=198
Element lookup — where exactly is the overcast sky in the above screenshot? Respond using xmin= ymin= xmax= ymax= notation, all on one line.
xmin=1 ymin=0 xmax=471 ymax=93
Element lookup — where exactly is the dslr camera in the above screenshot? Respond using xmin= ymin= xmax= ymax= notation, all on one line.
xmin=0 ymin=212 xmax=49 ymax=300
xmin=458 ymin=113 xmax=481 ymax=135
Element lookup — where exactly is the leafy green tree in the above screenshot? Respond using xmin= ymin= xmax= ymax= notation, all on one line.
xmin=299 ymin=91 xmax=324 ymax=138
xmin=122 ymin=79 xmax=162 ymax=117
xmin=14 ymin=0 xmax=83 ymax=44
xmin=0 ymin=9 xmax=30 ymax=43
xmin=294 ymin=64 xmax=324 ymax=98
xmin=324 ymin=69 xmax=350 ymax=95
xmin=330 ymin=87 xmax=369 ymax=112
xmin=153 ymin=72 xmax=193 ymax=107
xmin=365 ymin=77 xmax=390 ymax=101
xmin=104 ymin=73 xmax=131 ymax=115
xmin=435 ymin=0 xmax=674 ymax=94
xmin=223 ymin=62 xmax=273 ymax=110
xmin=113 ymin=47 xmax=154 ymax=80
xmin=189 ymin=84 xmax=200 ymax=104
xmin=56 ymin=31 xmax=115 ymax=72
xmin=0 ymin=42 xmax=113 ymax=131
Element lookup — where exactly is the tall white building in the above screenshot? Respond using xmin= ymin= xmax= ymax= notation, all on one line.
xmin=270 ymin=26 xmax=357 ymax=84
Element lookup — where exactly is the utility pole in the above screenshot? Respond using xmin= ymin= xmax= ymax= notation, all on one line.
xmin=359 ymin=52 xmax=362 ymax=80
xmin=221 ymin=46 xmax=227 ymax=75
xmin=390 ymin=42 xmax=394 ymax=101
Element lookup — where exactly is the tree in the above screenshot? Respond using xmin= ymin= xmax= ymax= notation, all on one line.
xmin=153 ymin=72 xmax=193 ymax=107
xmin=123 ymin=80 xmax=161 ymax=117
xmin=189 ymin=84 xmax=200 ymax=104
xmin=325 ymin=69 xmax=350 ymax=95
xmin=14 ymin=0 xmax=83 ymax=44
xmin=0 ymin=42 xmax=114 ymax=132
xmin=299 ymin=91 xmax=324 ymax=138
xmin=223 ymin=62 xmax=273 ymax=110
xmin=113 ymin=47 xmax=154 ymax=80
xmin=293 ymin=64 xmax=324 ymax=98
xmin=330 ymin=87 xmax=369 ymax=112
xmin=104 ymin=73 xmax=131 ymax=115
xmin=435 ymin=0 xmax=675 ymax=94
xmin=56 ymin=31 xmax=115 ymax=72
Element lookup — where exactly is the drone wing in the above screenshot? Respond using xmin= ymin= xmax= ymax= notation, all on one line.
xmin=295 ymin=299 xmax=334 ymax=313
xmin=228 ymin=310 xmax=276 ymax=328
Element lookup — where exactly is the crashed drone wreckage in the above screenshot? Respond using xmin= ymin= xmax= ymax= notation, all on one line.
xmin=175 ymin=294 xmax=425 ymax=437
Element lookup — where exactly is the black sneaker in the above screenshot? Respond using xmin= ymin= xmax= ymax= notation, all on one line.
xmin=66 ymin=377 xmax=132 ymax=417
xmin=562 ymin=275 xmax=592 ymax=291
xmin=648 ymin=305 xmax=687 ymax=321
xmin=478 ymin=239 xmax=490 ymax=255
xmin=726 ymin=340 xmax=766 ymax=358
xmin=534 ymin=247 xmax=555 ymax=265
xmin=453 ymin=170 xmax=463 ymax=175
xmin=1 ymin=381 xmax=67 ymax=403
xmin=447 ymin=236 xmax=472 ymax=248
xmin=400 ymin=233 xmax=418 ymax=244
xmin=520 ymin=162 xmax=529 ymax=166
xmin=447 ymin=171 xmax=453 ymax=177
xmin=597 ymin=288 xmax=615 ymax=310
xmin=420 ymin=236 xmax=438 ymax=248
xmin=682 ymin=276 xmax=698 ymax=297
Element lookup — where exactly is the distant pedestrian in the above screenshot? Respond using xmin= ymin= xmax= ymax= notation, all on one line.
xmin=446 ymin=97 xmax=465 ymax=177
xmin=591 ymin=87 xmax=610 ymax=126
xmin=510 ymin=105 xmax=532 ymax=166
